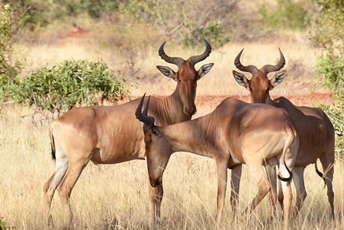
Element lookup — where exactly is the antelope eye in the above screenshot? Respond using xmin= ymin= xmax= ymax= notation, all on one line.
xmin=150 ymin=127 xmax=160 ymax=136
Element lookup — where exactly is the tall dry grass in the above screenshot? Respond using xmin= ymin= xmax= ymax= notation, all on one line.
xmin=2 ymin=20 xmax=338 ymax=229
xmin=0 ymin=104 xmax=343 ymax=229
xmin=13 ymin=29 xmax=329 ymax=100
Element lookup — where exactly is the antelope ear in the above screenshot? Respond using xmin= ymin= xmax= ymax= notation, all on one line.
xmin=270 ymin=71 xmax=285 ymax=90
xmin=197 ymin=63 xmax=214 ymax=80
xmin=233 ymin=70 xmax=250 ymax=90
xmin=156 ymin=65 xmax=177 ymax=82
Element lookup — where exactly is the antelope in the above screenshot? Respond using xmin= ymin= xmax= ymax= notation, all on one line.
xmin=232 ymin=49 xmax=335 ymax=218
xmin=136 ymin=94 xmax=299 ymax=229
xmin=43 ymin=39 xmax=214 ymax=228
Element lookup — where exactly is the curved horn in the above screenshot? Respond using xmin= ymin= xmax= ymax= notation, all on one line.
xmin=188 ymin=39 xmax=212 ymax=65
xmin=135 ymin=94 xmax=155 ymax=131
xmin=234 ymin=49 xmax=258 ymax=75
xmin=261 ymin=48 xmax=286 ymax=74
xmin=159 ymin=41 xmax=184 ymax=67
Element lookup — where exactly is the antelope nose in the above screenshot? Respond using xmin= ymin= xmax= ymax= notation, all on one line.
xmin=186 ymin=106 xmax=196 ymax=116
xmin=150 ymin=179 xmax=157 ymax=188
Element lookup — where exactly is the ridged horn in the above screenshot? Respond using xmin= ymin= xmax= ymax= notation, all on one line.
xmin=234 ymin=49 xmax=258 ymax=75
xmin=188 ymin=39 xmax=212 ymax=65
xmin=135 ymin=94 xmax=155 ymax=131
xmin=158 ymin=41 xmax=184 ymax=67
xmin=261 ymin=48 xmax=286 ymax=74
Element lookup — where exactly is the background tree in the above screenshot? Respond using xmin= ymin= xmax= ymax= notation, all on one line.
xmin=309 ymin=0 xmax=344 ymax=150
xmin=0 ymin=5 xmax=21 ymax=103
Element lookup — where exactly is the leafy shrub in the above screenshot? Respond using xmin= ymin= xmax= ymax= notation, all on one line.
xmin=258 ymin=0 xmax=310 ymax=30
xmin=3 ymin=0 xmax=119 ymax=33
xmin=309 ymin=0 xmax=344 ymax=53
xmin=315 ymin=53 xmax=344 ymax=154
xmin=182 ymin=21 xmax=230 ymax=48
xmin=310 ymin=0 xmax=344 ymax=155
xmin=14 ymin=59 xmax=132 ymax=120
xmin=0 ymin=5 xmax=21 ymax=102
xmin=53 ymin=0 xmax=120 ymax=18
xmin=118 ymin=0 xmax=234 ymax=48
xmin=3 ymin=0 xmax=50 ymax=30
xmin=315 ymin=53 xmax=344 ymax=92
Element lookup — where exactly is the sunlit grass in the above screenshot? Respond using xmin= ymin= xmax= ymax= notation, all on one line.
xmin=12 ymin=26 xmax=329 ymax=100
xmin=2 ymin=11 xmax=337 ymax=228
xmin=0 ymin=105 xmax=342 ymax=229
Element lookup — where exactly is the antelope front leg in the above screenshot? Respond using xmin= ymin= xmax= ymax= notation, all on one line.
xmin=215 ymin=159 xmax=228 ymax=227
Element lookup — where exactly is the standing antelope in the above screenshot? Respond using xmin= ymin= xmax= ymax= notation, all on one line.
xmin=136 ymin=94 xmax=299 ymax=229
xmin=232 ymin=49 xmax=335 ymax=218
xmin=43 ymin=40 xmax=214 ymax=227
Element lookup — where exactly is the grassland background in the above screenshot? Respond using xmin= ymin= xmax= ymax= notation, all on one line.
xmin=1 ymin=0 xmax=343 ymax=229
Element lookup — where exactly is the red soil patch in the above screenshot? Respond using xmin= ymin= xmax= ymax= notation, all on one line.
xmin=195 ymin=92 xmax=335 ymax=109
xmin=59 ymin=23 xmax=89 ymax=39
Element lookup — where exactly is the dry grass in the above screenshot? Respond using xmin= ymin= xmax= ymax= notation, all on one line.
xmin=13 ymin=28 xmax=329 ymax=99
xmin=0 ymin=104 xmax=343 ymax=230
xmin=2 ymin=13 xmax=339 ymax=228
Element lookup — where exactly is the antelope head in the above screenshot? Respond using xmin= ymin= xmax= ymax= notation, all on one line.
xmin=157 ymin=39 xmax=214 ymax=116
xmin=232 ymin=49 xmax=286 ymax=103
xmin=136 ymin=95 xmax=171 ymax=187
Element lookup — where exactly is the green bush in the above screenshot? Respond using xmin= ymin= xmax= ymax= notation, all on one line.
xmin=14 ymin=59 xmax=132 ymax=119
xmin=258 ymin=0 xmax=310 ymax=30
xmin=0 ymin=5 xmax=21 ymax=102
xmin=118 ymin=0 xmax=233 ymax=48
xmin=315 ymin=53 xmax=344 ymax=92
xmin=3 ymin=0 xmax=50 ymax=30
xmin=182 ymin=21 xmax=230 ymax=48
xmin=314 ymin=53 xmax=344 ymax=153
xmin=310 ymin=0 xmax=344 ymax=53
xmin=310 ymin=0 xmax=344 ymax=155
xmin=53 ymin=0 xmax=120 ymax=18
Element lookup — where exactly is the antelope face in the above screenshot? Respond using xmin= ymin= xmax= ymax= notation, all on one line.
xmin=232 ymin=49 xmax=286 ymax=104
xmin=144 ymin=127 xmax=172 ymax=187
xmin=135 ymin=95 xmax=172 ymax=187
xmin=157 ymin=39 xmax=214 ymax=116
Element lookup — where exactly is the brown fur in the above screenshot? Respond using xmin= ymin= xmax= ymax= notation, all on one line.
xmin=232 ymin=49 xmax=335 ymax=219
xmin=138 ymin=96 xmax=299 ymax=229
xmin=43 ymin=43 xmax=214 ymax=228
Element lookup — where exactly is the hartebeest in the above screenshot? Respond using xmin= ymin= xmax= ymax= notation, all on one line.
xmin=232 ymin=49 xmax=335 ymax=218
xmin=43 ymin=40 xmax=214 ymax=227
xmin=136 ymin=95 xmax=299 ymax=229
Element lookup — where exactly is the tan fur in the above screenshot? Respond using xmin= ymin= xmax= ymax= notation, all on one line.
xmin=43 ymin=44 xmax=214 ymax=228
xmin=139 ymin=97 xmax=299 ymax=229
xmin=232 ymin=50 xmax=335 ymax=219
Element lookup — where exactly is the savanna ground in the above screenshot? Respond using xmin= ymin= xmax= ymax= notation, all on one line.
xmin=1 ymin=1 xmax=344 ymax=229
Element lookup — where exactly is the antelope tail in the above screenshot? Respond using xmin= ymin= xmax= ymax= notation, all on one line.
xmin=49 ymin=123 xmax=56 ymax=160
xmin=315 ymin=161 xmax=326 ymax=188
xmin=278 ymin=125 xmax=295 ymax=182
xmin=278 ymin=161 xmax=292 ymax=182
